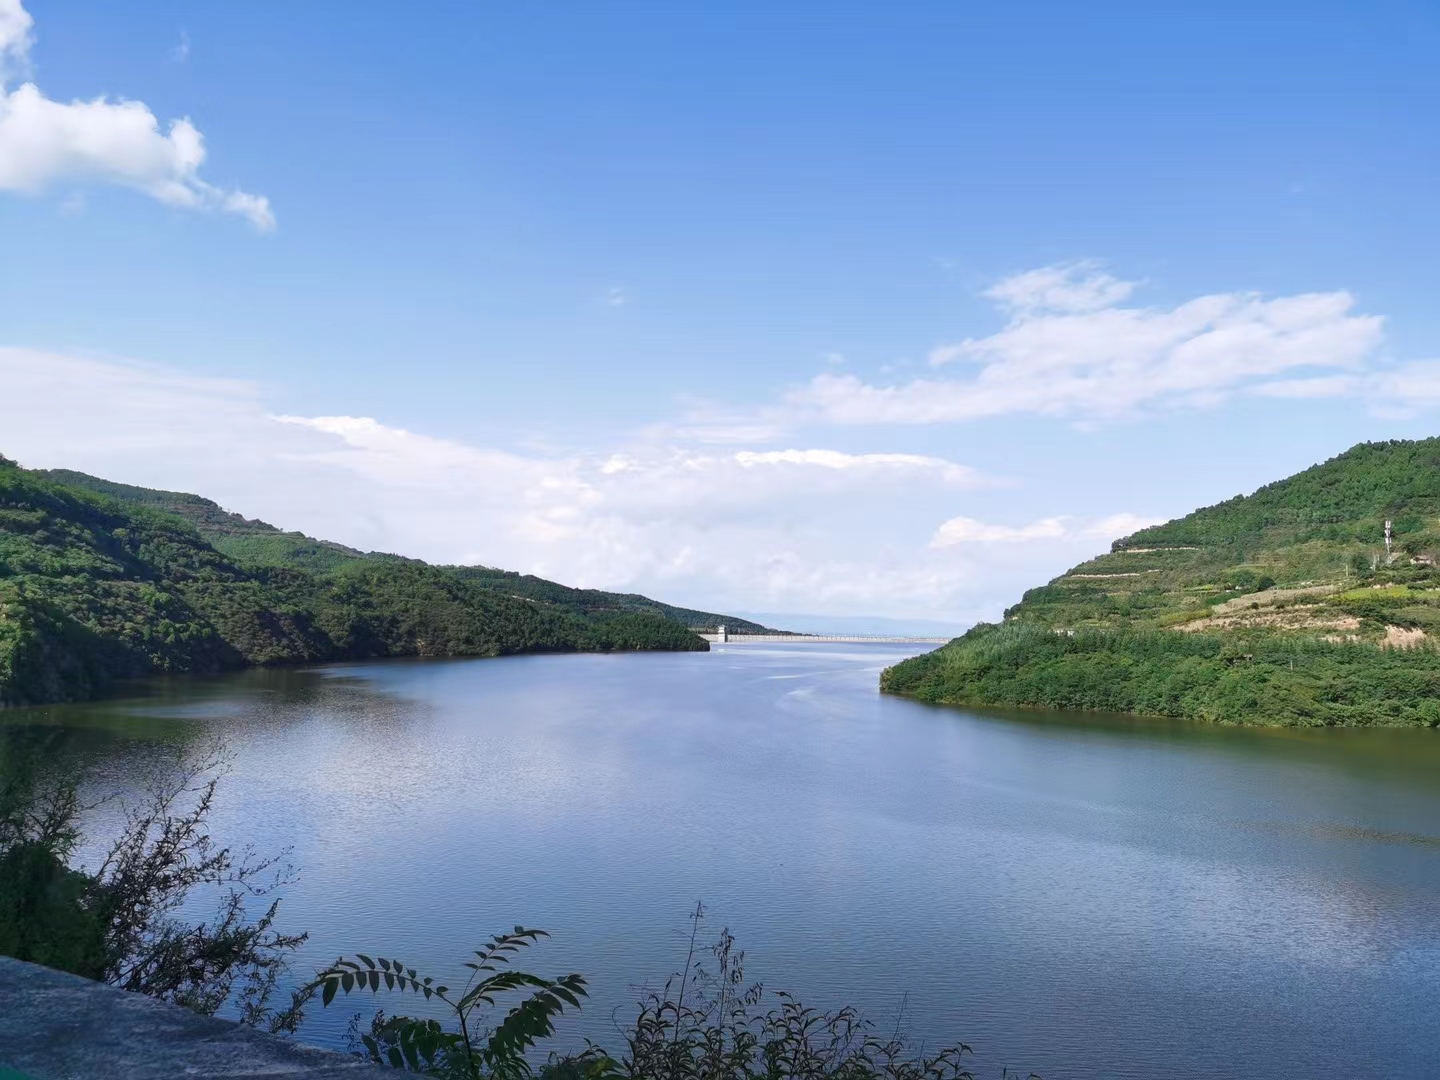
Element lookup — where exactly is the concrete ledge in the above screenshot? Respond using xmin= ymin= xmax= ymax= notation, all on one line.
xmin=0 ymin=957 xmax=378 ymax=1079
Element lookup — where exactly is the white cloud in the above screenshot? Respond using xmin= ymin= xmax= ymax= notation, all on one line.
xmin=0 ymin=0 xmax=33 ymax=82
xmin=1253 ymin=360 xmax=1440 ymax=416
xmin=170 ymin=31 xmax=190 ymax=65
xmin=246 ymin=418 xmax=1000 ymax=611
xmin=0 ymin=2 xmax=271 ymax=229
xmin=929 ymin=511 xmax=1162 ymax=549
xmin=643 ymin=397 xmax=792 ymax=446
xmin=0 ymin=346 xmax=1034 ymax=621
xmin=733 ymin=448 xmax=983 ymax=484
xmin=1250 ymin=374 xmax=1361 ymax=400
xmin=930 ymin=516 xmax=1068 ymax=546
xmin=606 ymin=287 xmax=627 ymax=306
xmin=980 ymin=260 xmax=1137 ymax=315
xmin=787 ymin=264 xmax=1384 ymax=426
xmin=1085 ymin=512 xmax=1166 ymax=539
xmin=1371 ymin=361 xmax=1440 ymax=411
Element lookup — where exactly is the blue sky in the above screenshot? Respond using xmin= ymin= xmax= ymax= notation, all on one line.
xmin=4 ymin=0 xmax=1440 ymax=628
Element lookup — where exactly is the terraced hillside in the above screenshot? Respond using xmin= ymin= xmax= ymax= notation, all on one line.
xmin=882 ymin=438 xmax=1440 ymax=727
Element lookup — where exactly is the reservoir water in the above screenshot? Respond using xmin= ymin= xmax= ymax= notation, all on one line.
xmin=4 ymin=642 xmax=1439 ymax=1078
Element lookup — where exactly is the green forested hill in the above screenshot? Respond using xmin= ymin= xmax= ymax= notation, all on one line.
xmin=36 ymin=468 xmax=368 ymax=573
xmin=0 ymin=458 xmax=754 ymax=706
xmin=35 ymin=468 xmax=771 ymax=632
xmin=882 ymin=438 xmax=1440 ymax=727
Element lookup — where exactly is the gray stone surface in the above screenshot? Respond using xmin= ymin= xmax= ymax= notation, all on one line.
xmin=0 ymin=957 xmax=379 ymax=1079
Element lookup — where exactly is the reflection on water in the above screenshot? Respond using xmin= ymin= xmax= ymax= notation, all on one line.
xmin=3 ymin=645 xmax=1438 ymax=1080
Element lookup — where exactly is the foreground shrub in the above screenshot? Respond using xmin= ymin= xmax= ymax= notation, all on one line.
xmin=315 ymin=906 xmax=1018 ymax=1080
xmin=0 ymin=730 xmax=308 ymax=1031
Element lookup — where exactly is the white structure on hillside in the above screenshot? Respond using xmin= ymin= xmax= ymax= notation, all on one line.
xmin=1385 ymin=519 xmax=1394 ymax=561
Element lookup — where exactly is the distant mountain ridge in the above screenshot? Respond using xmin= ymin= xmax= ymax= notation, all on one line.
xmin=732 ymin=611 xmax=969 ymax=637
xmin=33 ymin=468 xmax=771 ymax=634
xmin=0 ymin=458 xmax=770 ymax=706
xmin=882 ymin=438 xmax=1440 ymax=727
xmin=35 ymin=469 xmax=369 ymax=572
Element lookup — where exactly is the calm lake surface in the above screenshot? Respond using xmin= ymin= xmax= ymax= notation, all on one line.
xmin=5 ymin=642 xmax=1440 ymax=1079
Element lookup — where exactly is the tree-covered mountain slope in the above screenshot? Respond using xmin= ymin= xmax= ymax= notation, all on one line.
xmin=36 ymin=468 xmax=369 ymax=573
xmin=0 ymin=457 xmax=747 ymax=706
xmin=882 ymin=438 xmax=1440 ymax=727
xmin=35 ymin=468 xmax=771 ymax=633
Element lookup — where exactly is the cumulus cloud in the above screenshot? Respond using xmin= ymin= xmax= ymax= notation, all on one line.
xmin=1253 ymin=360 xmax=1440 ymax=415
xmin=929 ymin=512 xmax=1162 ymax=549
xmin=733 ymin=448 xmax=983 ymax=484
xmin=930 ymin=516 xmax=1068 ymax=546
xmin=0 ymin=346 xmax=1050 ymax=622
xmin=980 ymin=260 xmax=1137 ymax=315
xmin=0 ymin=1 xmax=272 ymax=229
xmin=0 ymin=0 xmax=33 ymax=82
xmin=248 ymin=417 xmax=1002 ymax=611
xmin=787 ymin=263 xmax=1385 ymax=425
xmin=271 ymin=416 xmax=990 ymax=535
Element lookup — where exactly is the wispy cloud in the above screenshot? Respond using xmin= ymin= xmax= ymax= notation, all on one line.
xmin=783 ymin=262 xmax=1386 ymax=426
xmin=733 ymin=448 xmax=985 ymax=485
xmin=0 ymin=2 xmax=271 ymax=230
xmin=0 ymin=0 xmax=32 ymax=83
xmin=930 ymin=512 xmax=1161 ymax=548
xmin=0 ymin=346 xmax=1065 ymax=622
xmin=169 ymin=30 xmax=190 ymax=64
xmin=1252 ymin=360 xmax=1440 ymax=416
xmin=979 ymin=260 xmax=1138 ymax=315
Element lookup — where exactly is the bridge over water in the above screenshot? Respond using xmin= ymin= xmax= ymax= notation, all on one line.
xmin=697 ymin=632 xmax=951 ymax=644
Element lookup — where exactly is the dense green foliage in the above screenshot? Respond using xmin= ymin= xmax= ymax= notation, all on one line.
xmin=447 ymin=567 xmax=772 ymax=635
xmin=40 ymin=468 xmax=768 ymax=632
xmin=318 ymin=910 xmax=989 ymax=1080
xmin=0 ymin=460 xmax=730 ymax=706
xmin=315 ymin=928 xmax=590 ymax=1078
xmin=0 ymin=732 xmax=307 ymax=1030
xmin=884 ymin=439 xmax=1440 ymax=726
xmin=1122 ymin=438 xmax=1440 ymax=552
xmin=38 ymin=466 xmax=767 ymax=630
xmin=882 ymin=623 xmax=1440 ymax=727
